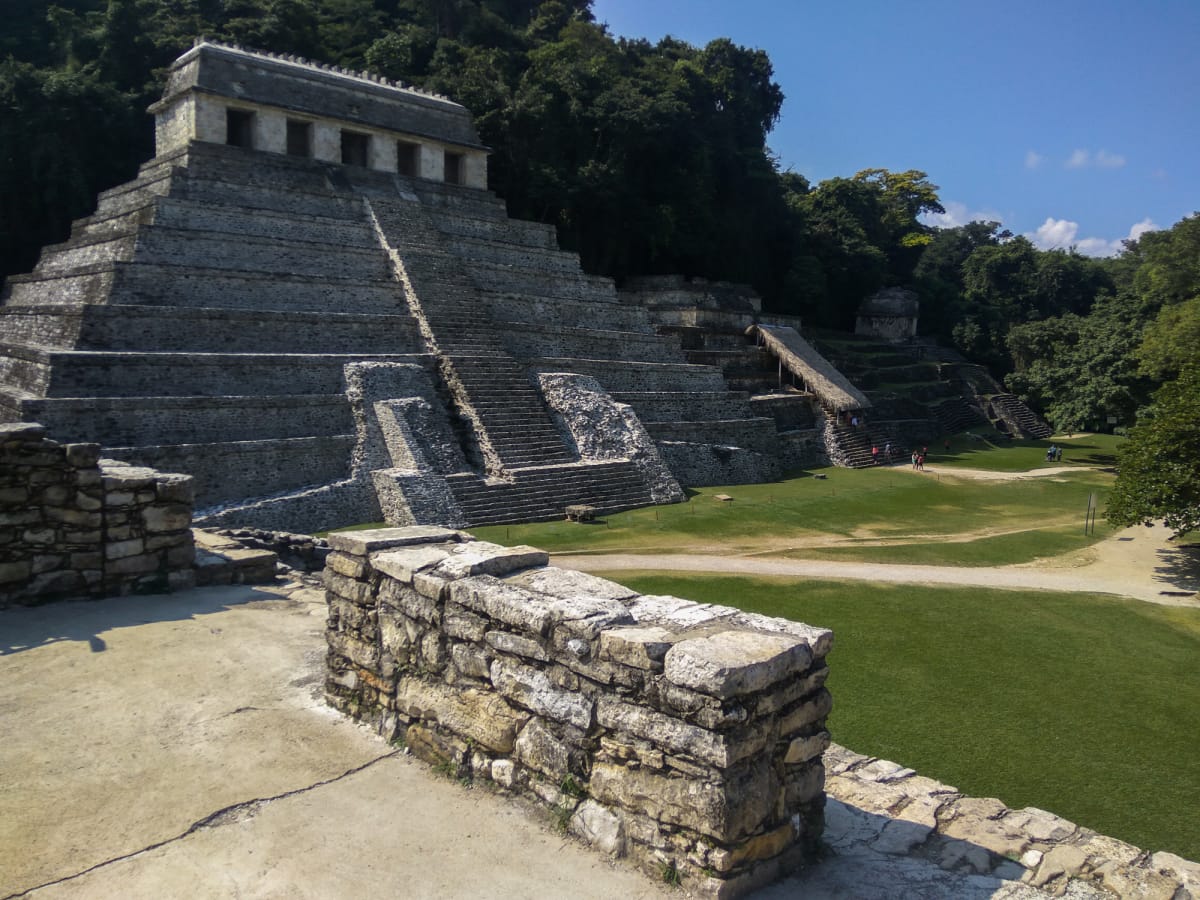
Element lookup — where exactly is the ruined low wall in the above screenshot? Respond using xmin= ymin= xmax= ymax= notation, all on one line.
xmin=0 ymin=422 xmax=195 ymax=608
xmin=323 ymin=526 xmax=833 ymax=896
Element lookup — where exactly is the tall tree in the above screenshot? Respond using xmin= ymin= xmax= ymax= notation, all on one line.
xmin=1106 ymin=364 xmax=1200 ymax=538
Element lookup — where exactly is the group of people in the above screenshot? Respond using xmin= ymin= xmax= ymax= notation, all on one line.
xmin=1045 ymin=444 xmax=1064 ymax=462
xmin=869 ymin=442 xmax=928 ymax=470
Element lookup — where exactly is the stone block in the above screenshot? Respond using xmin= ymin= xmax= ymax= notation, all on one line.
xmin=599 ymin=626 xmax=677 ymax=670
xmin=327 ymin=630 xmax=379 ymax=669
xmin=26 ymin=569 xmax=87 ymax=596
xmin=443 ymin=607 xmax=487 ymax=643
xmin=486 ymin=630 xmax=549 ymax=662
xmin=326 ymin=551 xmax=368 ymax=579
xmin=589 ymin=756 xmax=777 ymax=843
xmin=783 ymin=731 xmax=831 ymax=765
xmin=626 ymin=594 xmax=740 ymax=630
xmin=450 ymin=643 xmax=491 ymax=679
xmin=0 ymin=560 xmax=33 ymax=584
xmin=511 ymin=566 xmax=637 ymax=602
xmin=413 ymin=571 xmax=449 ymax=601
xmin=325 ymin=526 xmax=467 ymax=556
xmin=596 ymin=696 xmax=765 ymax=769
xmin=39 ymin=485 xmax=72 ymax=506
xmin=779 ymin=688 xmax=833 ymax=735
xmin=31 ymin=554 xmax=65 ymax=574
xmin=546 ymin=594 xmax=635 ymax=640
xmin=569 ymin=801 xmax=626 ymax=857
xmin=448 ymin=576 xmax=555 ymax=635
xmin=22 ymin=527 xmax=57 ymax=545
xmin=105 ymin=553 xmax=160 ymax=575
xmin=0 ymin=422 xmax=46 ymax=442
xmin=395 ymin=678 xmax=527 ymax=754
xmin=323 ymin=570 xmax=373 ymax=605
xmin=730 ymin=611 xmax=835 ymax=659
xmin=664 ymin=629 xmax=813 ymax=699
xmin=105 ymin=537 xmax=145 ymax=560
xmin=490 ymin=658 xmax=594 ymax=730
xmin=154 ymin=474 xmax=194 ymax=504
xmin=0 ymin=509 xmax=42 ymax=526
xmin=513 ymin=717 xmax=573 ymax=779
xmin=142 ymin=503 xmax=192 ymax=532
xmin=46 ymin=507 xmax=102 ymax=527
xmin=64 ymin=442 xmax=101 ymax=467
xmin=371 ymin=544 xmax=451 ymax=583
xmin=0 ymin=486 xmax=28 ymax=503
xmin=433 ymin=542 xmax=549 ymax=579
xmin=74 ymin=491 xmax=102 ymax=511
xmin=379 ymin=578 xmax=440 ymax=625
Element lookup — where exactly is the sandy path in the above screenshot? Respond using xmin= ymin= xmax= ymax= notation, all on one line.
xmin=554 ymin=521 xmax=1200 ymax=607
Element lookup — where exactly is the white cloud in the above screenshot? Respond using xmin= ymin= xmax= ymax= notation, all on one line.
xmin=1066 ymin=149 xmax=1090 ymax=169
xmin=1026 ymin=217 xmax=1159 ymax=257
xmin=1063 ymin=148 xmax=1126 ymax=170
xmin=1030 ymin=217 xmax=1079 ymax=248
xmin=920 ymin=200 xmax=1005 ymax=230
xmin=1025 ymin=150 xmax=1045 ymax=169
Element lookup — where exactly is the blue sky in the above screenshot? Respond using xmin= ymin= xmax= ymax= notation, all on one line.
xmin=591 ymin=0 xmax=1200 ymax=256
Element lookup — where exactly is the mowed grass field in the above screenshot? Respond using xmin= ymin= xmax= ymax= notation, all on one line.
xmin=599 ymin=573 xmax=1200 ymax=863
xmin=473 ymin=436 xmax=1119 ymax=567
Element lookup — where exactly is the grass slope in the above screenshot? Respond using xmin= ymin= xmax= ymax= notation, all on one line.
xmin=473 ymin=464 xmax=1115 ymax=567
xmin=607 ymin=573 xmax=1200 ymax=862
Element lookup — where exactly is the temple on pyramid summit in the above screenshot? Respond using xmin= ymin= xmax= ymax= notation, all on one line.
xmin=4 ymin=39 xmax=1012 ymax=534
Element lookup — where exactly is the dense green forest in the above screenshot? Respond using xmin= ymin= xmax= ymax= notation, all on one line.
xmin=2 ymin=0 xmax=1197 ymax=528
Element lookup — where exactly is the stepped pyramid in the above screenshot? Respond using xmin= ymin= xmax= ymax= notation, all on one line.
xmin=0 ymin=41 xmax=784 ymax=531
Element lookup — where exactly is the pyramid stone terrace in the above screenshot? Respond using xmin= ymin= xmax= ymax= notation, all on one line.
xmin=0 ymin=42 xmax=800 ymax=533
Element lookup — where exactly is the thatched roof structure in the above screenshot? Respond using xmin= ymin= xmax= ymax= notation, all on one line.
xmin=747 ymin=324 xmax=871 ymax=413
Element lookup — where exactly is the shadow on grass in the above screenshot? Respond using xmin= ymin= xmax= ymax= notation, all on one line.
xmin=1153 ymin=542 xmax=1200 ymax=596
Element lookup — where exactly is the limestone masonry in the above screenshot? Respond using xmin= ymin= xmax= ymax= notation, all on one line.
xmin=0 ymin=41 xmax=1050 ymax=533
xmin=323 ymin=525 xmax=833 ymax=896
xmin=0 ymin=421 xmax=195 ymax=607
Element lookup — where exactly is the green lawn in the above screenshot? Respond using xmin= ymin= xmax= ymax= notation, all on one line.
xmin=472 ymin=465 xmax=1116 ymax=567
xmin=603 ymin=572 xmax=1200 ymax=862
xmin=932 ymin=431 xmax=1125 ymax=472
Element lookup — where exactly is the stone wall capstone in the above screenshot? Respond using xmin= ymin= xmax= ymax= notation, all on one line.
xmin=0 ymin=422 xmax=195 ymax=608
xmin=323 ymin=526 xmax=833 ymax=897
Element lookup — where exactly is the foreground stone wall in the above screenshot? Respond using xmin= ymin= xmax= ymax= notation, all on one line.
xmin=0 ymin=423 xmax=195 ymax=608
xmin=324 ymin=526 xmax=833 ymax=896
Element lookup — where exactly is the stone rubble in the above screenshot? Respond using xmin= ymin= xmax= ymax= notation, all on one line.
xmin=817 ymin=743 xmax=1200 ymax=899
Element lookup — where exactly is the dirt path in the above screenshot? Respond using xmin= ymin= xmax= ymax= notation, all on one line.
xmin=554 ymin=520 xmax=1200 ymax=607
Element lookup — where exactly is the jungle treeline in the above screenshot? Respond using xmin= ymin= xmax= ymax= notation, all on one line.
xmin=2 ymin=0 xmax=1198 ymax=446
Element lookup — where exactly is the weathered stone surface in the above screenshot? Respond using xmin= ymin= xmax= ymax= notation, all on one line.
xmin=783 ymin=730 xmax=831 ymax=765
xmin=395 ymin=678 xmax=527 ymax=754
xmin=448 ymin=576 xmax=555 ymax=635
xmin=626 ymin=594 xmax=740 ymax=630
xmin=379 ymin=578 xmax=439 ymax=625
xmin=489 ymin=658 xmax=593 ymax=730
xmin=141 ymin=503 xmax=192 ymax=532
xmin=325 ymin=551 xmax=368 ymax=579
xmin=371 ymin=545 xmax=450 ymax=583
xmin=512 ymin=566 xmax=637 ymax=602
xmin=450 ymin=643 xmax=490 ymax=679
xmin=596 ymin=696 xmax=764 ymax=769
xmin=326 ymin=526 xmax=468 ymax=556
xmin=780 ymin=688 xmax=833 ymax=735
xmin=513 ymin=717 xmax=572 ymax=779
xmin=433 ymin=542 xmax=549 ymax=579
xmin=599 ymin=625 xmax=677 ymax=669
xmin=664 ymin=629 xmax=813 ymax=698
xmin=569 ymin=801 xmax=626 ymax=857
xmin=486 ymin=630 xmax=549 ymax=662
